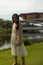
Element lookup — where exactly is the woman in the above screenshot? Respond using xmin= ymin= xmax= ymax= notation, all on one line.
xmin=10 ymin=14 xmax=27 ymax=65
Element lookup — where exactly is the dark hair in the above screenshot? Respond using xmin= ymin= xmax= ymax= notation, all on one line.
xmin=12 ymin=14 xmax=19 ymax=30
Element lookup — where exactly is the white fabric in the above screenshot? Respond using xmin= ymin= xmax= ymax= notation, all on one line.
xmin=10 ymin=23 xmax=27 ymax=57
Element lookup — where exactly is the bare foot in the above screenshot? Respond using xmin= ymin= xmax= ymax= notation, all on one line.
xmin=22 ymin=63 xmax=25 ymax=65
xmin=12 ymin=62 xmax=17 ymax=65
xmin=12 ymin=62 xmax=19 ymax=65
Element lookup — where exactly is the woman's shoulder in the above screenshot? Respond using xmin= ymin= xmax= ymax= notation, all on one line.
xmin=13 ymin=23 xmax=16 ymax=27
xmin=12 ymin=23 xmax=16 ymax=29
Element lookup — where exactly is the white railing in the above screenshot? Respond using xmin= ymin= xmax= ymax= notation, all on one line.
xmin=21 ymin=19 xmax=43 ymax=40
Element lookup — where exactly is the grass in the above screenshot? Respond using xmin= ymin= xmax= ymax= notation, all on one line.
xmin=0 ymin=42 xmax=43 ymax=65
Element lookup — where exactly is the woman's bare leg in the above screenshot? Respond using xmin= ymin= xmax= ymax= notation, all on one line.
xmin=14 ymin=56 xmax=18 ymax=63
xmin=12 ymin=56 xmax=18 ymax=65
xmin=21 ymin=57 xmax=25 ymax=65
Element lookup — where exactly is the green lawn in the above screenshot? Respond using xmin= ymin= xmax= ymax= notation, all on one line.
xmin=0 ymin=42 xmax=43 ymax=65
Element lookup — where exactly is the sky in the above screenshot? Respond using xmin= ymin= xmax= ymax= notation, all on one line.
xmin=0 ymin=0 xmax=43 ymax=20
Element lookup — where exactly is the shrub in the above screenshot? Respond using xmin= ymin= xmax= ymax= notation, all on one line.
xmin=23 ymin=37 xmax=31 ymax=46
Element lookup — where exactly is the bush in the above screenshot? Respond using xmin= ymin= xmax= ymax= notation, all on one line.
xmin=23 ymin=37 xmax=31 ymax=46
xmin=0 ymin=29 xmax=11 ymax=34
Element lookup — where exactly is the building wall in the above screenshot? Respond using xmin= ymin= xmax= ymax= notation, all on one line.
xmin=19 ymin=13 xmax=43 ymax=19
xmin=39 ymin=14 xmax=43 ymax=18
xmin=26 ymin=14 xmax=38 ymax=19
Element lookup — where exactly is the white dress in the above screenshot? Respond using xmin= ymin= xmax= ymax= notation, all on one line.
xmin=10 ymin=23 xmax=27 ymax=57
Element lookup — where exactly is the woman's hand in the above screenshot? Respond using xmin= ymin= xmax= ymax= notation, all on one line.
xmin=16 ymin=36 xmax=22 ymax=46
xmin=16 ymin=23 xmax=23 ymax=46
xmin=16 ymin=42 xmax=22 ymax=46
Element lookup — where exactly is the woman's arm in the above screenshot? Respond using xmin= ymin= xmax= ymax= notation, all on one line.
xmin=16 ymin=24 xmax=23 ymax=45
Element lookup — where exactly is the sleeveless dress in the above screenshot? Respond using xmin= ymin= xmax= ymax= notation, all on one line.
xmin=10 ymin=23 xmax=27 ymax=57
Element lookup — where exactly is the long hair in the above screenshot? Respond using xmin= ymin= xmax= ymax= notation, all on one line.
xmin=12 ymin=14 xmax=19 ymax=30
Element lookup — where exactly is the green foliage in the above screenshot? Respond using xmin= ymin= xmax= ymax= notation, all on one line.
xmin=0 ymin=29 xmax=11 ymax=34
xmin=23 ymin=37 xmax=31 ymax=45
xmin=0 ymin=18 xmax=12 ymax=29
